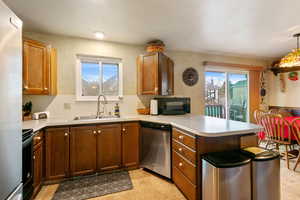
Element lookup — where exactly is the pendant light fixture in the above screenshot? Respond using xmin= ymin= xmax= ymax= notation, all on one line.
xmin=279 ymin=33 xmax=300 ymax=67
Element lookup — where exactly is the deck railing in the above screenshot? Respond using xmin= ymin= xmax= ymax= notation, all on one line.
xmin=205 ymin=104 xmax=226 ymax=119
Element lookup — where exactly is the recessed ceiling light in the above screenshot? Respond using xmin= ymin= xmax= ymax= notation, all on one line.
xmin=94 ymin=32 xmax=104 ymax=39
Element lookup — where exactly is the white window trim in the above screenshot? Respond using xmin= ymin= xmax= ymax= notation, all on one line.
xmin=204 ymin=67 xmax=250 ymax=122
xmin=76 ymin=55 xmax=123 ymax=101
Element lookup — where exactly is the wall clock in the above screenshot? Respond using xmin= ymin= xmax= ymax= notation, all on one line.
xmin=182 ymin=67 xmax=198 ymax=86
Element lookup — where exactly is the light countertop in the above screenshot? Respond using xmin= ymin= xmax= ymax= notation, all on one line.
xmin=23 ymin=114 xmax=262 ymax=137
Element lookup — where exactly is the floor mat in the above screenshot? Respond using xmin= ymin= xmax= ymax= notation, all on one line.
xmin=52 ymin=171 xmax=133 ymax=200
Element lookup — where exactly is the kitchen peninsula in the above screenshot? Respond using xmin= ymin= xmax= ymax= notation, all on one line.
xmin=23 ymin=114 xmax=261 ymax=200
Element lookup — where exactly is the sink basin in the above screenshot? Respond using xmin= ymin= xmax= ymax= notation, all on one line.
xmin=73 ymin=115 xmax=120 ymax=121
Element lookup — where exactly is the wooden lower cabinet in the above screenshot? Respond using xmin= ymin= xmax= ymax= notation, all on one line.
xmin=97 ymin=124 xmax=122 ymax=171
xmin=122 ymin=122 xmax=140 ymax=168
xmin=45 ymin=127 xmax=70 ymax=181
xmin=173 ymin=166 xmax=197 ymax=200
xmin=70 ymin=126 xmax=97 ymax=176
xmin=33 ymin=139 xmax=43 ymax=197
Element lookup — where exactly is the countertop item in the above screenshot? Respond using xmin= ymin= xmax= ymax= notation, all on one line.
xmin=23 ymin=114 xmax=262 ymax=137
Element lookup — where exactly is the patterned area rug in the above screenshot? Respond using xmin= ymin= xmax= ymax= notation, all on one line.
xmin=52 ymin=171 xmax=133 ymax=200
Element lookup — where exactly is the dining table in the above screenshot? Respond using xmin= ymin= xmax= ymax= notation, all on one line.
xmin=258 ymin=116 xmax=300 ymax=141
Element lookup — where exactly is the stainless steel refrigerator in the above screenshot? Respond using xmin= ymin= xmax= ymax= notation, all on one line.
xmin=0 ymin=1 xmax=23 ymax=199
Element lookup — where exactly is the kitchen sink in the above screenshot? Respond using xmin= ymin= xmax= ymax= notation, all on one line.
xmin=73 ymin=115 xmax=120 ymax=121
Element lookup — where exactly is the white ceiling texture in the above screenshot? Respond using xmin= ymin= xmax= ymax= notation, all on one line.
xmin=4 ymin=0 xmax=300 ymax=58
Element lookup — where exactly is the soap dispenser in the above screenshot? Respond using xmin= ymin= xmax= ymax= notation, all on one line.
xmin=114 ymin=103 xmax=120 ymax=117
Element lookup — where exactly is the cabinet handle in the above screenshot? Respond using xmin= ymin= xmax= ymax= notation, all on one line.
xmin=179 ymin=135 xmax=184 ymax=140
xmin=178 ymin=148 xmax=183 ymax=152
xmin=179 ymin=162 xmax=183 ymax=167
xmin=64 ymin=133 xmax=68 ymax=136
xmin=98 ymin=130 xmax=101 ymax=134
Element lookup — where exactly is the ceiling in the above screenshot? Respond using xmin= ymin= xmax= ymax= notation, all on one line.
xmin=4 ymin=0 xmax=300 ymax=58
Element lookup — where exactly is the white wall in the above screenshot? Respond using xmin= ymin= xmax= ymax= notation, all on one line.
xmin=23 ymin=32 xmax=270 ymax=119
xmin=267 ymin=71 xmax=300 ymax=107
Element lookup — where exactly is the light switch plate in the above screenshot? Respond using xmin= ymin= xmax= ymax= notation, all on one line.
xmin=64 ymin=103 xmax=71 ymax=110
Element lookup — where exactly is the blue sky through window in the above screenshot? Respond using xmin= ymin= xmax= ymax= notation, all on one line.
xmin=82 ymin=62 xmax=119 ymax=82
xmin=82 ymin=62 xmax=99 ymax=82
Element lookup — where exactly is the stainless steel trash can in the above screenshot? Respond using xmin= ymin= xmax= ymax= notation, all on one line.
xmin=241 ymin=147 xmax=280 ymax=200
xmin=202 ymin=151 xmax=252 ymax=200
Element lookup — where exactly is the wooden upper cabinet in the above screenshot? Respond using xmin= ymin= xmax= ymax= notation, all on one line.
xmin=45 ymin=127 xmax=70 ymax=181
xmin=122 ymin=122 xmax=140 ymax=168
xmin=96 ymin=124 xmax=122 ymax=171
xmin=137 ymin=52 xmax=174 ymax=95
xmin=23 ymin=38 xmax=57 ymax=95
xmin=70 ymin=126 xmax=97 ymax=176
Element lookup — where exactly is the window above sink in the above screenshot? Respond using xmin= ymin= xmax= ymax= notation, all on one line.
xmin=75 ymin=55 xmax=123 ymax=101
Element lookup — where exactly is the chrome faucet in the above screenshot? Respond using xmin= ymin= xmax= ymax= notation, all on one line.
xmin=96 ymin=94 xmax=107 ymax=118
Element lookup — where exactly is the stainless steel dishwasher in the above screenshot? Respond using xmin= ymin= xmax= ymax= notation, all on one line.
xmin=140 ymin=121 xmax=172 ymax=179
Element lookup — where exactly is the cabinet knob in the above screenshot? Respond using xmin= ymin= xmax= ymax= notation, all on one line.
xmin=93 ymin=131 xmax=97 ymax=135
xmin=122 ymin=128 xmax=126 ymax=132
xmin=179 ymin=162 xmax=183 ymax=167
xmin=155 ymin=87 xmax=158 ymax=92
xmin=98 ymin=130 xmax=101 ymax=134
xmin=178 ymin=148 xmax=183 ymax=152
xmin=35 ymin=136 xmax=41 ymax=141
xmin=64 ymin=133 xmax=68 ymax=136
xmin=44 ymin=87 xmax=48 ymax=91
xmin=33 ymin=155 xmax=35 ymax=160
xmin=179 ymin=135 xmax=184 ymax=140
xmin=23 ymin=85 xmax=28 ymax=90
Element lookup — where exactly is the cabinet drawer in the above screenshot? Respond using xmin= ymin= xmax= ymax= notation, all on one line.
xmin=172 ymin=151 xmax=196 ymax=184
xmin=33 ymin=131 xmax=43 ymax=146
xmin=172 ymin=140 xmax=196 ymax=164
xmin=173 ymin=166 xmax=196 ymax=200
xmin=172 ymin=129 xmax=196 ymax=150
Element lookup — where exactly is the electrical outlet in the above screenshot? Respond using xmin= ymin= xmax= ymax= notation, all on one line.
xmin=64 ymin=103 xmax=71 ymax=110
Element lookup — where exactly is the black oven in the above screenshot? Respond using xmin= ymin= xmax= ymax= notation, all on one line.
xmin=22 ymin=129 xmax=34 ymax=200
xmin=155 ymin=97 xmax=190 ymax=115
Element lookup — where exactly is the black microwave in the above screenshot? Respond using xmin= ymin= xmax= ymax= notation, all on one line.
xmin=155 ymin=97 xmax=190 ymax=115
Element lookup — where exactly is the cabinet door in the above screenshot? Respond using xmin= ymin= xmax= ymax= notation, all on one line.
xmin=33 ymin=142 xmax=43 ymax=196
xmin=137 ymin=53 xmax=159 ymax=95
xmin=45 ymin=127 xmax=70 ymax=180
xmin=122 ymin=122 xmax=140 ymax=168
xmin=23 ymin=39 xmax=49 ymax=95
xmin=97 ymin=124 xmax=122 ymax=171
xmin=159 ymin=53 xmax=169 ymax=96
xmin=167 ymin=57 xmax=174 ymax=95
xmin=70 ymin=126 xmax=97 ymax=176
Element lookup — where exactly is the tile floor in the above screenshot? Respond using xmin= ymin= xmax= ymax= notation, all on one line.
xmin=35 ymin=160 xmax=300 ymax=200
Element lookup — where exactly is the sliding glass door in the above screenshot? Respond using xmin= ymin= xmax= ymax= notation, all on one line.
xmin=205 ymin=71 xmax=249 ymax=122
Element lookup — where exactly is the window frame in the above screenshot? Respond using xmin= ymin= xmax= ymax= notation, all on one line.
xmin=204 ymin=67 xmax=250 ymax=122
xmin=76 ymin=55 xmax=123 ymax=101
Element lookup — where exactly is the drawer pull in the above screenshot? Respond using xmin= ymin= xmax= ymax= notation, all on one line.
xmin=179 ymin=162 xmax=183 ymax=167
xmin=179 ymin=135 xmax=184 ymax=140
xmin=178 ymin=148 xmax=183 ymax=152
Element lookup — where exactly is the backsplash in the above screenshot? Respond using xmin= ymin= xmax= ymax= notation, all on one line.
xmin=23 ymin=95 xmax=152 ymax=119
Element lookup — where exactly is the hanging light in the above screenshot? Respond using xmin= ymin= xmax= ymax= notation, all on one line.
xmin=279 ymin=33 xmax=300 ymax=67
